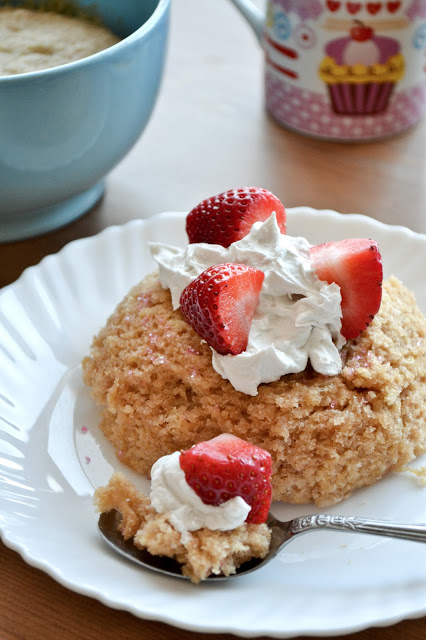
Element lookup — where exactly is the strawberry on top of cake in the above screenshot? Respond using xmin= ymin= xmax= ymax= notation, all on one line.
xmin=186 ymin=186 xmax=286 ymax=247
xmin=95 ymin=435 xmax=272 ymax=582
xmin=151 ymin=187 xmax=382 ymax=395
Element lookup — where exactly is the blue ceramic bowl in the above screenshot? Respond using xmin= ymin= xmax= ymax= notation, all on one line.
xmin=0 ymin=0 xmax=170 ymax=242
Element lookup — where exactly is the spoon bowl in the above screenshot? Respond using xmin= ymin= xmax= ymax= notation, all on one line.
xmin=98 ymin=509 xmax=426 ymax=581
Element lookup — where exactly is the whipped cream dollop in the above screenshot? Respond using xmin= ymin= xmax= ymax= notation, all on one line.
xmin=150 ymin=451 xmax=251 ymax=534
xmin=150 ymin=214 xmax=345 ymax=395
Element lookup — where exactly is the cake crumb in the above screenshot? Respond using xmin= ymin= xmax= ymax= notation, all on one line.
xmin=400 ymin=466 xmax=426 ymax=487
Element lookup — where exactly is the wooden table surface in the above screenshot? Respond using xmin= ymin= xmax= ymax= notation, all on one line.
xmin=1 ymin=1 xmax=426 ymax=638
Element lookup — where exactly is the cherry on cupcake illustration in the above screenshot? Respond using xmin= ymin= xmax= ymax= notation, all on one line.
xmin=344 ymin=21 xmax=380 ymax=65
xmin=350 ymin=20 xmax=374 ymax=41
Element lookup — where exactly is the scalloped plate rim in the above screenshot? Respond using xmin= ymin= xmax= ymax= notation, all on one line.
xmin=0 ymin=209 xmax=426 ymax=638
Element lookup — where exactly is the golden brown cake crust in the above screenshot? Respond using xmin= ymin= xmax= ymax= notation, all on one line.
xmin=94 ymin=472 xmax=271 ymax=583
xmin=83 ymin=274 xmax=426 ymax=507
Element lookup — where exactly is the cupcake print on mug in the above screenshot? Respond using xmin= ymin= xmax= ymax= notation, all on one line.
xmin=319 ymin=20 xmax=405 ymax=115
xmin=264 ymin=0 xmax=426 ymax=140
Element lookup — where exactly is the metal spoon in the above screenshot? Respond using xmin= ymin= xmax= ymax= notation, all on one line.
xmin=98 ymin=509 xmax=426 ymax=581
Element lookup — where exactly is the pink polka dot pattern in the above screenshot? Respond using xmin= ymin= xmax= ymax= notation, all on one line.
xmin=265 ymin=71 xmax=426 ymax=140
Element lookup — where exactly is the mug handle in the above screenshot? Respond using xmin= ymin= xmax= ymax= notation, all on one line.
xmin=227 ymin=0 xmax=265 ymax=44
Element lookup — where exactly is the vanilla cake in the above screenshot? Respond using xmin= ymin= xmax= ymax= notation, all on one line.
xmin=83 ymin=272 xmax=426 ymax=507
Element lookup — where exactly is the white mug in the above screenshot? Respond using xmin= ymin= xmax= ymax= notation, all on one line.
xmin=229 ymin=0 xmax=426 ymax=141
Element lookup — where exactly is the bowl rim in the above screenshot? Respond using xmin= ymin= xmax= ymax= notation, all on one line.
xmin=0 ymin=0 xmax=170 ymax=84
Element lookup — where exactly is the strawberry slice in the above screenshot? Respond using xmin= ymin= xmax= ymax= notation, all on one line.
xmin=186 ymin=187 xmax=286 ymax=248
xmin=180 ymin=263 xmax=264 ymax=355
xmin=179 ymin=434 xmax=272 ymax=524
xmin=310 ymin=238 xmax=383 ymax=340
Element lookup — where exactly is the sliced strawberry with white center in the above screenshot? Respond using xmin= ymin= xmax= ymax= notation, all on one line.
xmin=310 ymin=238 xmax=383 ymax=340
xmin=179 ymin=434 xmax=272 ymax=524
xmin=186 ymin=187 xmax=286 ymax=248
xmin=179 ymin=263 xmax=264 ymax=355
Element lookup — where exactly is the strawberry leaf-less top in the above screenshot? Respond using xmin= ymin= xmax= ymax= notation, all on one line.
xmin=186 ymin=187 xmax=286 ymax=248
xmin=310 ymin=239 xmax=382 ymax=340
xmin=180 ymin=263 xmax=265 ymax=356
xmin=179 ymin=434 xmax=273 ymax=525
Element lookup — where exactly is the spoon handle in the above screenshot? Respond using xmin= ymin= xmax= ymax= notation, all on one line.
xmin=289 ymin=514 xmax=426 ymax=543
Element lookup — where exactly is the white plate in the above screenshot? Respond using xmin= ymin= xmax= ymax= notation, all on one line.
xmin=1 ymin=209 xmax=426 ymax=638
